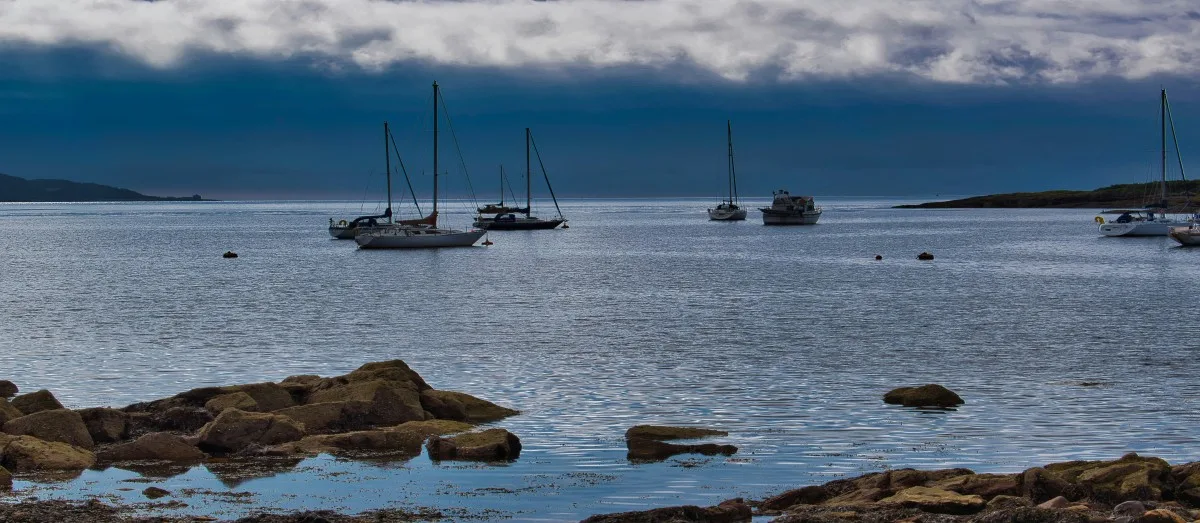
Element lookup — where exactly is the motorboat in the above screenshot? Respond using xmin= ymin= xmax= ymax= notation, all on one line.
xmin=761 ymin=190 xmax=822 ymax=225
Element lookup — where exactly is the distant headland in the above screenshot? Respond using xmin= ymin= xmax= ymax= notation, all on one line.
xmin=0 ymin=173 xmax=206 ymax=202
xmin=895 ymin=180 xmax=1200 ymax=209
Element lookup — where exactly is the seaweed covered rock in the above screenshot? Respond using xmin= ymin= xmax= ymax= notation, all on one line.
xmin=2 ymin=409 xmax=95 ymax=449
xmin=10 ymin=389 xmax=64 ymax=415
xmin=419 ymin=390 xmax=519 ymax=422
xmin=625 ymin=425 xmax=728 ymax=441
xmin=307 ymin=380 xmax=425 ymax=426
xmin=883 ymin=384 xmax=964 ymax=408
xmin=1042 ymin=453 xmax=1171 ymax=503
xmin=580 ymin=498 xmax=751 ymax=523
xmin=272 ymin=401 xmax=373 ymax=433
xmin=879 ymin=486 xmax=986 ymax=514
xmin=197 ymin=409 xmax=303 ymax=453
xmin=75 ymin=407 xmax=129 ymax=443
xmin=0 ymin=434 xmax=96 ymax=471
xmin=96 ymin=432 xmax=206 ymax=462
xmin=426 ymin=428 xmax=521 ymax=461
xmin=624 ymin=425 xmax=736 ymax=462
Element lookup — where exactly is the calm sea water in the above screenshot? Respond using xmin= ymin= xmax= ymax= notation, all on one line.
xmin=2 ymin=198 xmax=1199 ymax=521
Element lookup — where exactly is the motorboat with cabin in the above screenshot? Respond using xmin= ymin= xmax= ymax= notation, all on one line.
xmin=760 ymin=190 xmax=822 ymax=225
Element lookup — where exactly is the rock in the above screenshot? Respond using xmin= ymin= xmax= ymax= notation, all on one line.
xmin=822 ymin=487 xmax=891 ymax=506
xmin=419 ymin=390 xmax=518 ymax=422
xmin=10 ymin=389 xmax=64 ymax=415
xmin=204 ymin=392 xmax=259 ymax=415
xmin=1139 ymin=509 xmax=1187 ymax=523
xmin=882 ymin=384 xmax=963 ymax=408
xmin=76 ymin=407 xmax=128 ymax=443
xmin=1038 ymin=496 xmax=1070 ymax=509
xmin=1170 ymin=462 xmax=1200 ymax=505
xmin=281 ymin=375 xmax=322 ymax=386
xmin=1116 ymin=501 xmax=1149 ymax=519
xmin=389 ymin=419 xmax=473 ymax=439
xmin=222 ymin=383 xmax=294 ymax=413
xmin=426 ymin=428 xmax=521 ymax=461
xmin=0 ymin=434 xmax=96 ymax=471
xmin=974 ymin=507 xmax=1089 ymax=523
xmin=0 ymin=400 xmax=22 ymax=425
xmin=272 ymin=401 xmax=372 ymax=433
xmin=580 ymin=498 xmax=751 ymax=523
xmin=918 ymin=252 xmax=935 ymax=260
xmin=0 ymin=465 xmax=10 ymax=490
xmin=1019 ymin=466 xmax=1073 ymax=503
xmin=274 ymin=429 xmax=426 ymax=456
xmin=308 ymin=380 xmax=425 ymax=426
xmin=879 ymin=486 xmax=985 ymax=514
xmin=96 ymin=432 xmax=206 ymax=462
xmin=931 ymin=472 xmax=1019 ymax=499
xmin=154 ymin=407 xmax=214 ymax=432
xmin=986 ymin=495 xmax=1033 ymax=510
xmin=625 ymin=425 xmax=728 ymax=441
xmin=142 ymin=486 xmax=171 ymax=499
xmin=223 ymin=251 xmax=237 ymax=258
xmin=1045 ymin=453 xmax=1171 ymax=503
xmin=0 ymin=381 xmax=16 ymax=398
xmin=342 ymin=360 xmax=431 ymax=391
xmin=196 ymin=409 xmax=304 ymax=453
xmin=626 ymin=438 xmax=737 ymax=461
xmin=2 ymin=409 xmax=95 ymax=449
xmin=761 ymin=485 xmax=830 ymax=510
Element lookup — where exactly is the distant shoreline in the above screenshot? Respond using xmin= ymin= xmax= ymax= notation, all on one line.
xmin=0 ymin=173 xmax=208 ymax=203
xmin=895 ymin=180 xmax=1200 ymax=210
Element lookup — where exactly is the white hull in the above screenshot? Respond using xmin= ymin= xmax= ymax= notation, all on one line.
xmin=762 ymin=210 xmax=822 ymax=225
xmin=328 ymin=223 xmax=403 ymax=239
xmin=707 ymin=208 xmax=747 ymax=221
xmin=356 ymin=227 xmax=486 ymax=249
xmin=1099 ymin=219 xmax=1191 ymax=237
xmin=1170 ymin=226 xmax=1200 ymax=246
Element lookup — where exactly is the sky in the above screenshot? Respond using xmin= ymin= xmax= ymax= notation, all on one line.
xmin=0 ymin=0 xmax=1199 ymax=200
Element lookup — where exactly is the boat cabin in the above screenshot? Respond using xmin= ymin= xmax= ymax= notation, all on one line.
xmin=769 ymin=190 xmax=817 ymax=212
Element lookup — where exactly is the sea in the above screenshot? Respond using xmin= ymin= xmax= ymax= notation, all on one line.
xmin=1 ymin=198 xmax=1199 ymax=521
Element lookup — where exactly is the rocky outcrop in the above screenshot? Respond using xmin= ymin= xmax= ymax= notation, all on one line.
xmin=883 ymin=384 xmax=964 ymax=408
xmin=426 ymin=428 xmax=521 ymax=461
xmin=204 ymin=392 xmax=258 ymax=415
xmin=273 ymin=430 xmax=426 ymax=457
xmin=625 ymin=425 xmax=728 ymax=441
xmin=272 ymin=401 xmax=372 ymax=433
xmin=879 ymin=486 xmax=985 ymax=514
xmin=10 ymin=389 xmax=64 ymax=415
xmin=418 ymin=390 xmax=519 ymax=422
xmin=196 ymin=409 xmax=304 ymax=453
xmin=0 ymin=465 xmax=10 ymax=490
xmin=0 ymin=381 xmax=16 ymax=398
xmin=2 ymin=409 xmax=95 ymax=449
xmin=307 ymin=380 xmax=425 ymax=426
xmin=624 ymin=425 xmax=737 ymax=461
xmin=580 ymin=498 xmax=752 ymax=523
xmin=76 ymin=407 xmax=128 ymax=443
xmin=1042 ymin=453 xmax=1171 ymax=503
xmin=0 ymin=434 xmax=95 ymax=471
xmin=0 ymin=399 xmax=22 ymax=425
xmin=96 ymin=432 xmax=206 ymax=462
xmin=223 ymin=383 xmax=295 ymax=412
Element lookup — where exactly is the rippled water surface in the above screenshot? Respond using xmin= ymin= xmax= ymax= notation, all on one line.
xmin=2 ymin=199 xmax=1199 ymax=521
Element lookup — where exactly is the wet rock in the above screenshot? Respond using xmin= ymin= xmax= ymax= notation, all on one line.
xmin=625 ymin=425 xmax=728 ymax=441
xmin=307 ymin=380 xmax=425 ymax=426
xmin=205 ymin=392 xmax=259 ymax=415
xmin=879 ymin=486 xmax=985 ymax=514
xmin=580 ymin=498 xmax=751 ymax=523
xmin=822 ymin=487 xmax=891 ymax=506
xmin=0 ymin=433 xmax=96 ymax=471
xmin=0 ymin=381 xmax=16 ymax=398
xmin=626 ymin=438 xmax=738 ymax=461
xmin=142 ymin=486 xmax=170 ymax=499
xmin=426 ymin=428 xmax=521 ymax=461
xmin=274 ymin=429 xmax=425 ymax=457
xmin=0 ymin=465 xmax=10 ymax=490
xmin=272 ymin=401 xmax=372 ymax=433
xmin=1020 ymin=466 xmax=1073 ymax=503
xmin=2 ymin=409 xmax=95 ymax=449
xmin=96 ymin=432 xmax=206 ymax=462
xmin=1038 ymin=496 xmax=1070 ymax=509
xmin=987 ymin=495 xmax=1033 ymax=510
xmin=281 ymin=375 xmax=322 ymax=386
xmin=223 ymin=383 xmax=295 ymax=413
xmin=197 ymin=409 xmax=304 ymax=453
xmin=10 ymin=389 xmax=64 ymax=415
xmin=974 ymin=507 xmax=1089 ymax=523
xmin=154 ymin=407 xmax=214 ymax=433
xmin=388 ymin=419 xmax=473 ymax=439
xmin=0 ymin=399 xmax=22 ymax=425
xmin=1115 ymin=501 xmax=1148 ymax=519
xmin=918 ymin=252 xmax=935 ymax=260
xmin=1170 ymin=462 xmax=1200 ymax=505
xmin=930 ymin=472 xmax=1017 ymax=499
xmin=761 ymin=485 xmax=830 ymax=510
xmin=341 ymin=360 xmax=431 ymax=391
xmin=76 ymin=407 xmax=129 ymax=443
xmin=882 ymin=384 xmax=963 ymax=408
xmin=1045 ymin=453 xmax=1171 ymax=503
xmin=418 ymin=390 xmax=518 ymax=422
xmin=1138 ymin=509 xmax=1187 ymax=523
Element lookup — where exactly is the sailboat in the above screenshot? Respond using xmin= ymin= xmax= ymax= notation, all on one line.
xmin=473 ymin=128 xmax=567 ymax=230
xmin=477 ymin=166 xmax=527 ymax=215
xmin=708 ymin=120 xmax=747 ymax=221
xmin=1099 ymin=88 xmax=1193 ymax=237
xmin=328 ymin=122 xmax=436 ymax=239
xmin=356 ymin=82 xmax=486 ymax=249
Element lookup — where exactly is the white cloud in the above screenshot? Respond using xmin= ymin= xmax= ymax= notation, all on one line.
xmin=0 ymin=0 xmax=1196 ymax=84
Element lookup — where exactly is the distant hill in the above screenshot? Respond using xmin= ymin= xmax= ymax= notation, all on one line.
xmin=0 ymin=173 xmax=204 ymax=202
xmin=895 ymin=180 xmax=1200 ymax=210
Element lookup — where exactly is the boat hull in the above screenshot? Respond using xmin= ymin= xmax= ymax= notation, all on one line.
xmin=1099 ymin=220 xmax=1190 ymax=237
xmin=329 ymin=223 xmax=405 ymax=239
xmin=761 ymin=210 xmax=822 ymax=225
xmin=1170 ymin=226 xmax=1200 ymax=246
xmin=708 ymin=208 xmax=747 ymax=221
xmin=356 ymin=228 xmax=486 ymax=249
xmin=474 ymin=217 xmax=564 ymax=230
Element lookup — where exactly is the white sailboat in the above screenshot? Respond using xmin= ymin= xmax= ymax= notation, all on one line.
xmin=1099 ymin=89 xmax=1193 ymax=237
xmin=707 ymin=120 xmax=747 ymax=221
xmin=473 ymin=128 xmax=567 ymax=230
xmin=356 ymin=82 xmax=485 ymax=249
xmin=328 ymin=121 xmax=436 ymax=239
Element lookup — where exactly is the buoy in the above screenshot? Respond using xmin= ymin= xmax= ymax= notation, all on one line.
xmin=223 ymin=251 xmax=238 ymax=258
xmin=1094 ymin=216 xmax=1105 ymax=224
xmin=875 ymin=255 xmax=883 ymax=261
xmin=482 ymin=240 xmax=493 ymax=246
xmin=917 ymin=252 xmax=934 ymax=261
xmin=562 ymin=224 xmax=569 ymax=229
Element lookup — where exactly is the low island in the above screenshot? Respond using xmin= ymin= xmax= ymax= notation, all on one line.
xmin=0 ymin=173 xmax=204 ymax=202
xmin=895 ymin=180 xmax=1200 ymax=209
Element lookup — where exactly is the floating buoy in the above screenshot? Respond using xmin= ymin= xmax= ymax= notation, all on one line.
xmin=875 ymin=254 xmax=883 ymax=261
xmin=917 ymin=252 xmax=934 ymax=261
xmin=562 ymin=224 xmax=569 ymax=229
xmin=1094 ymin=216 xmax=1105 ymax=224
xmin=223 ymin=251 xmax=238 ymax=258
xmin=482 ymin=239 xmax=493 ymax=246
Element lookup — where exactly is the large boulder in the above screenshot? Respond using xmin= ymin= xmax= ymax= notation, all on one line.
xmin=1019 ymin=466 xmax=1073 ymax=503
xmin=1044 ymin=453 xmax=1171 ymax=503
xmin=275 ymin=429 xmax=426 ymax=456
xmin=196 ymin=409 xmax=304 ymax=453
xmin=580 ymin=498 xmax=751 ymax=523
xmin=341 ymin=360 xmax=431 ymax=391
xmin=419 ymin=390 xmax=518 ymax=422
xmin=761 ymin=485 xmax=830 ymax=511
xmin=272 ymin=401 xmax=372 ymax=433
xmin=1170 ymin=462 xmax=1200 ymax=505
xmin=0 ymin=380 xmax=16 ymax=398
xmin=426 ymin=428 xmax=522 ymax=461
xmin=96 ymin=432 xmax=206 ymax=462
xmin=221 ymin=383 xmax=294 ymax=412
xmin=0 ymin=434 xmax=96 ymax=471
xmin=931 ymin=472 xmax=1019 ymax=499
xmin=204 ymin=392 xmax=258 ymax=415
xmin=10 ymin=389 xmax=64 ymax=415
xmin=882 ymin=384 xmax=964 ymax=408
xmin=308 ymin=380 xmax=425 ymax=426
xmin=76 ymin=407 xmax=129 ymax=443
xmin=153 ymin=407 xmax=214 ymax=433
xmin=2 ymin=409 xmax=95 ymax=449
xmin=0 ymin=400 xmax=22 ymax=425
xmin=879 ymin=486 xmax=986 ymax=514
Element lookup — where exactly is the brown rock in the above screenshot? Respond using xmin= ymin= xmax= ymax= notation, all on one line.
xmin=624 ymin=425 xmax=728 ymax=441
xmin=932 ymin=472 xmax=1019 ymax=499
xmin=3 ymin=409 xmax=95 ymax=449
xmin=0 ymin=380 xmax=16 ymax=398
xmin=96 ymin=432 xmax=206 ymax=462
xmin=419 ymin=390 xmax=518 ymax=422
xmin=986 ymin=495 xmax=1033 ymax=510
xmin=204 ymin=392 xmax=258 ymax=415
xmin=0 ymin=399 xmax=22 ymax=425
xmin=580 ymin=498 xmax=751 ymax=523
xmin=221 ymin=383 xmax=294 ymax=412
xmin=342 ymin=360 xmax=431 ymax=390
xmin=626 ymin=438 xmax=738 ymax=461
xmin=822 ymin=487 xmax=891 ymax=506
xmin=142 ymin=486 xmax=170 ymax=499
xmin=0 ymin=434 xmax=96 ymax=471
xmin=882 ymin=384 xmax=964 ymax=408
xmin=761 ymin=485 xmax=830 ymax=510
xmin=389 ymin=419 xmax=474 ymax=439
xmin=275 ymin=429 xmax=426 ymax=456
xmin=272 ymin=401 xmax=372 ymax=433
xmin=1139 ymin=509 xmax=1188 ymax=523
xmin=76 ymin=407 xmax=128 ymax=443
xmin=281 ymin=375 xmax=322 ymax=386
xmin=1038 ymin=496 xmax=1070 ymax=509
xmin=879 ymin=486 xmax=985 ymax=514
xmin=1020 ymin=466 xmax=1072 ymax=503
xmin=0 ymin=465 xmax=10 ymax=490
xmin=426 ymin=428 xmax=521 ymax=461
xmin=10 ymin=389 xmax=64 ymax=415
xmin=1045 ymin=453 xmax=1171 ymax=503
xmin=196 ymin=409 xmax=304 ymax=453
xmin=153 ymin=407 xmax=214 ymax=432
xmin=308 ymin=380 xmax=425 ymax=426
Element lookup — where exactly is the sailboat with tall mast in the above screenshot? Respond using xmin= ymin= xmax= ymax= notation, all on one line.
xmin=707 ymin=120 xmax=747 ymax=221
xmin=329 ymin=121 xmax=435 ymax=239
xmin=1099 ymin=88 xmax=1194 ymax=237
xmin=356 ymin=82 xmax=486 ymax=249
xmin=473 ymin=128 xmax=566 ymax=230
xmin=477 ymin=165 xmax=526 ymax=215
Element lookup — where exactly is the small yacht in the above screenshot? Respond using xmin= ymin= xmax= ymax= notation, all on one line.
xmin=1169 ymin=222 xmax=1200 ymax=246
xmin=707 ymin=120 xmax=747 ymax=221
xmin=1098 ymin=209 xmax=1191 ymax=237
xmin=760 ymin=190 xmax=822 ymax=225
xmin=473 ymin=128 xmax=567 ymax=230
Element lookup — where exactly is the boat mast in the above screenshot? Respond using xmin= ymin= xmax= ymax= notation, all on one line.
xmin=499 ymin=165 xmax=505 ymax=206
xmin=433 ymin=81 xmax=439 ymax=221
xmin=384 ymin=121 xmax=393 ymax=224
xmin=727 ymin=120 xmax=737 ymax=205
xmin=1161 ymin=88 xmax=1168 ymax=208
xmin=526 ymin=127 xmax=532 ymax=216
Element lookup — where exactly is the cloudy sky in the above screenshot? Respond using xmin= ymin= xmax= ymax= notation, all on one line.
xmin=0 ymin=0 xmax=1198 ymax=199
